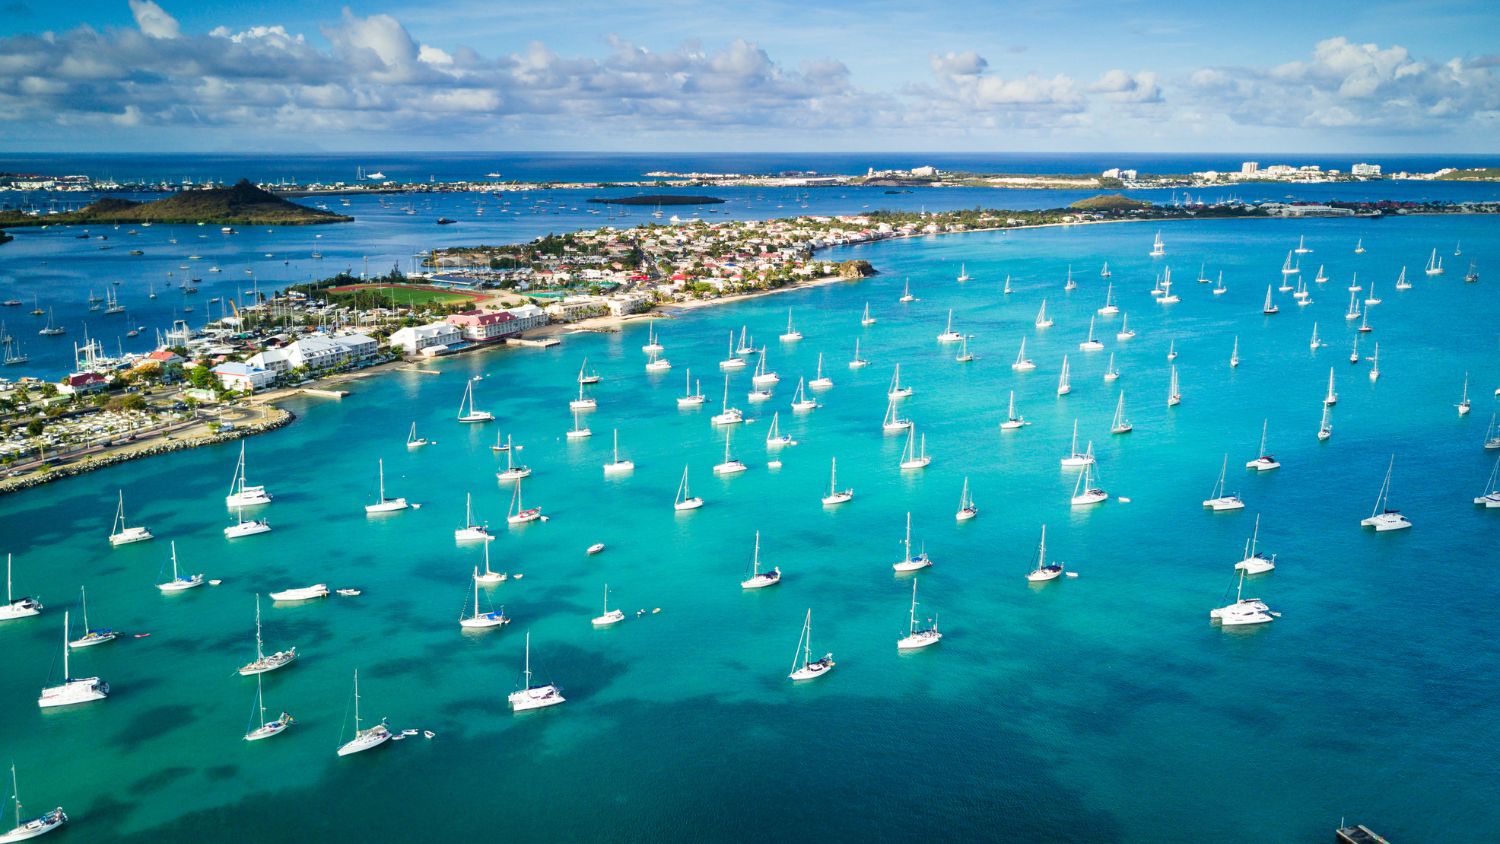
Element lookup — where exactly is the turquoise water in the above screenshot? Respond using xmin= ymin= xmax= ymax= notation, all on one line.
xmin=2 ymin=214 xmax=1498 ymax=841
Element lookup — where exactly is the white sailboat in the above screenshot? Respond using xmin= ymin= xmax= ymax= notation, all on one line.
xmin=1 ymin=555 xmax=41 ymax=622
xmin=1314 ymin=264 xmax=1328 ymax=284
xmin=1 ymin=764 xmax=66 ymax=841
xmin=506 ymin=477 xmax=542 ymax=524
xmin=735 ymin=325 xmax=756 ymax=355
xmin=1035 ymin=299 xmax=1053 ymax=328
xmin=1474 ymin=455 xmax=1500 ymax=508
xmin=1245 ymin=420 xmax=1280 ymax=471
xmin=1350 ymin=334 xmax=1361 ymax=364
xmin=718 ymin=332 xmax=746 ymax=370
xmin=496 ymin=436 xmax=531 ymax=480
xmin=1483 ymin=414 xmax=1500 ymax=451
xmin=335 ymin=670 xmax=391 ymax=756
xmin=1098 ymin=283 xmax=1119 ymax=316
xmin=1203 ymin=455 xmax=1245 ymax=511
xmin=1262 ymin=284 xmax=1278 ymax=315
xmin=508 ymin=633 xmax=566 ymax=711
xmin=644 ymin=347 xmax=671 ymax=372
xmin=1229 ymin=336 xmax=1240 ymax=368
xmin=765 ymin=412 xmax=796 ymax=449
xmin=244 ymin=674 xmax=293 ymax=742
xmin=712 ymin=375 xmax=744 ymax=426
xmin=899 ymin=279 xmax=916 ymax=303
xmin=1394 ymin=266 xmax=1412 ymax=290
xmin=1167 ymin=339 xmax=1177 ymax=361
xmin=955 ymin=334 xmax=973 ymax=363
xmin=1318 ymin=404 xmax=1333 ymax=442
xmin=365 ymin=459 xmax=409 ymax=512
xmin=1003 ymin=275 xmax=1013 ymax=295
xmin=108 ymin=490 xmax=152 ymax=546
xmin=881 ymin=397 xmax=912 ymax=433
xmin=1213 ymin=270 xmax=1227 ymax=295
xmin=955 ymin=477 xmax=977 ymax=521
xmin=225 ymin=506 xmax=271 ymax=539
xmin=1100 ymin=262 xmax=1111 ymax=278
xmin=1235 ymin=515 xmax=1276 ymax=574
xmin=1158 ymin=266 xmax=1179 ymax=303
xmin=602 ymin=429 xmax=635 ymax=475
xmin=577 ymin=356 xmax=601 ymax=384
xmin=674 ymin=465 xmax=704 ymax=511
xmin=569 ymin=380 xmax=597 ymax=411
xmin=1295 ymin=235 xmax=1311 ymax=255
xmin=892 ymin=513 xmax=932 ymax=572
xmin=1368 ymin=342 xmax=1381 ymax=382
xmin=1070 ymin=446 xmax=1107 ymax=505
xmin=788 ymin=610 xmax=835 ymax=680
xmin=1364 ymin=279 xmax=1381 ymax=306
xmin=1310 ymin=322 xmax=1325 ymax=349
xmin=956 ymin=263 xmax=971 ymax=282
xmin=1115 ymin=313 xmax=1135 ymax=341
xmin=790 ymin=377 xmax=818 ymax=412
xmin=1324 ymin=368 xmax=1338 ymax=406
xmin=887 ymin=363 xmax=913 ymax=398
xmin=861 ymin=303 xmax=876 ymax=326
xmin=898 ymin=426 xmax=931 ymax=470
xmin=567 ymin=411 xmax=592 ymax=440
xmin=740 ymin=532 xmax=782 ymax=589
xmin=1361 ymin=456 xmax=1411 ymax=531
xmin=937 ymin=309 xmax=962 ymax=343
xmin=406 ymin=421 xmax=428 ymax=449
xmin=1011 ymin=337 xmax=1036 ymax=371
xmin=808 ymin=353 xmax=833 ymax=389
xmin=752 ymin=350 xmax=780 ymax=387
xmin=1424 ymin=248 xmax=1443 ymax=276
xmin=224 ymin=443 xmax=272 ymax=508
xmin=1210 ymin=570 xmax=1275 ymax=626
xmin=67 ymin=586 xmax=113 ymax=649
xmin=459 ymin=568 xmax=509 ymax=629
xmin=895 ymin=580 xmax=941 ymax=650
xmin=1355 ymin=238 xmax=1365 ymax=254
xmin=1280 ymin=250 xmax=1299 ymax=277
xmin=1457 ymin=373 xmax=1471 ymax=416
xmin=779 ymin=309 xmax=803 ymax=342
xmin=156 ymin=542 xmax=204 ymax=592
xmin=1110 ymin=392 xmax=1132 ymax=434
xmin=454 ymin=493 xmax=491 ymax=542
xmin=1025 ymin=525 xmax=1063 ymax=582
xmin=1000 ymin=391 xmax=1028 ymax=430
xmin=239 ymin=595 xmax=296 ymax=674
xmin=1150 ymin=231 xmax=1165 ymax=257
xmin=676 ymin=369 xmax=706 ymax=407
xmin=1167 ymin=365 xmax=1182 ymax=407
xmin=37 ymin=611 xmax=108 ymax=709
xmin=593 ymin=584 xmax=626 ymax=625
xmin=848 ymin=338 xmax=869 ymax=369
xmin=641 ymin=318 xmax=663 ymax=353
xmin=1056 ymin=355 xmax=1071 ymax=396
xmin=714 ymin=429 xmax=747 ymax=475
xmin=1079 ymin=316 xmax=1103 ymax=351
xmin=1104 ymin=352 xmax=1120 ymax=382
xmin=822 ymin=457 xmax=853 ymax=505
xmin=1060 ymin=419 xmax=1094 ymax=467
xmin=456 ymin=379 xmax=494 ymax=422
xmin=475 ymin=540 xmax=507 ymax=584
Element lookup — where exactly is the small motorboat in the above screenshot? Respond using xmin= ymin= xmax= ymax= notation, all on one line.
xmin=336 ymin=588 xmax=362 ymax=597
xmin=587 ymin=543 xmax=606 ymax=555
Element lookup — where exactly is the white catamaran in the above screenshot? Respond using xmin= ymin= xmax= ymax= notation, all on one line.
xmin=108 ymin=490 xmax=152 ymax=546
xmin=508 ymin=633 xmax=566 ymax=711
xmin=1361 ymin=456 xmax=1411 ymax=531
xmin=896 ymin=579 xmax=941 ymax=650
xmin=225 ymin=442 xmax=272 ymax=508
xmin=1203 ymin=455 xmax=1245 ymax=511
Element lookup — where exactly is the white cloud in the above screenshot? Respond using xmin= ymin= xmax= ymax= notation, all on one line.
xmin=1089 ymin=69 xmax=1162 ymax=103
xmin=128 ymin=0 xmax=180 ymax=40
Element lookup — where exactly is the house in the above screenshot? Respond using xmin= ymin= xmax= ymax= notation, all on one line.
xmin=61 ymin=372 xmax=108 ymax=394
xmin=212 ymin=362 xmax=274 ymax=392
xmin=389 ymin=322 xmax=462 ymax=355
xmin=446 ymin=310 xmax=518 ymax=342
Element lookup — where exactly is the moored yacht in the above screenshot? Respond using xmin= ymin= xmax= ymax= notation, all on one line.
xmin=713 ymin=430 xmax=747 ymax=475
xmin=508 ymin=633 xmax=566 ymax=711
xmin=677 ymin=369 xmax=706 ymax=408
xmin=1011 ymin=337 xmax=1036 ymax=371
xmin=1210 ymin=570 xmax=1275 ymax=626
xmin=37 ymin=611 xmax=108 ymax=709
xmin=108 ymin=490 xmax=152 ymax=546
xmin=1 ymin=554 xmax=42 ymax=621
xmin=592 ymin=584 xmax=626 ymax=626
xmin=155 ymin=542 xmax=204 ymax=592
xmin=895 ymin=579 xmax=941 ymax=650
xmin=892 ymin=513 xmax=932 ymax=572
xmin=740 ymin=532 xmax=781 ymax=589
xmin=67 ymin=586 xmax=112 ymax=648
xmin=456 ymin=379 xmax=494 ymax=423
xmin=1 ymin=764 xmax=67 ymax=841
xmin=711 ymin=375 xmax=744 ymax=426
xmin=459 ymin=568 xmax=509 ymax=629
xmin=955 ymin=477 xmax=977 ymax=521
xmin=1360 ymin=456 xmax=1411 ymax=531
xmin=788 ymin=609 xmax=835 ymax=681
xmin=1245 ymin=420 xmax=1280 ymax=471
xmin=336 ymin=670 xmax=391 ymax=756
xmin=1202 ymin=455 xmax=1245 ymax=511
xmin=1025 ymin=525 xmax=1063 ymax=582
xmin=821 ymin=457 xmax=853 ymax=505
xmin=602 ymin=429 xmax=635 ymax=475
xmin=674 ymin=464 xmax=705 ymax=511
xmin=937 ymin=309 xmax=963 ymax=343
xmin=269 ymin=584 xmax=329 ymax=602
xmin=454 ymin=493 xmax=492 ymax=542
xmin=225 ymin=442 xmax=272 ymax=508
xmin=779 ymin=309 xmax=803 ymax=342
xmin=1000 ymin=391 xmax=1028 ymax=430
xmin=364 ymin=459 xmax=409 ymax=513
xmin=224 ymin=508 xmax=271 ymax=539
xmin=1234 ymin=515 xmax=1276 ymax=575
xmin=238 ymin=595 xmax=296 ymax=675
xmin=1069 ymin=448 xmax=1107 ymax=506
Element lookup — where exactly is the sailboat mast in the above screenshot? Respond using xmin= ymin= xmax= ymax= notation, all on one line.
xmin=353 ymin=670 xmax=361 ymax=732
xmin=62 ymin=610 xmax=70 ymax=679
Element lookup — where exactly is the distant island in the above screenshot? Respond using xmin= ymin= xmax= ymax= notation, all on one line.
xmin=0 ymin=179 xmax=352 ymax=227
xmin=587 ymin=194 xmax=725 ymax=206
xmin=1069 ymin=194 xmax=1151 ymax=211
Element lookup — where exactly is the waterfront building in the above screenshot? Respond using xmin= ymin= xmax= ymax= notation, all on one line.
xmin=446 ymin=310 xmax=518 ymax=342
xmin=389 ymin=322 xmax=462 ymax=355
xmin=505 ymin=304 xmax=547 ymax=332
xmin=212 ymin=362 xmax=274 ymax=392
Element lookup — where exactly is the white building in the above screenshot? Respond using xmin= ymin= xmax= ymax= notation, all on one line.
xmin=1241 ymin=161 xmax=1260 ymax=175
xmin=1351 ymin=162 xmax=1382 ymax=177
xmin=505 ymin=304 xmax=547 ymax=332
xmin=1119 ymin=169 xmax=1137 ymax=180
xmin=389 ymin=322 xmax=462 ymax=355
xmin=212 ymin=362 xmax=274 ymax=392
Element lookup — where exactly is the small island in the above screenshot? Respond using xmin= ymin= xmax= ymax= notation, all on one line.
xmin=0 ymin=179 xmax=352 ymax=227
xmin=587 ymin=194 xmax=726 ymax=206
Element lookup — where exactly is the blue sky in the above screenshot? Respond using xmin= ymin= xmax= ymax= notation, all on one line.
xmin=0 ymin=0 xmax=1497 ymax=152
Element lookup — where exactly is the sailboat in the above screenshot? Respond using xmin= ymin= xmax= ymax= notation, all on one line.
xmin=1203 ymin=455 xmax=1245 ymax=510
xmin=1314 ymin=264 xmax=1328 ymax=284
xmin=1368 ymin=342 xmax=1381 ymax=382
xmin=365 ymin=459 xmax=409 ymax=512
xmin=1235 ymin=515 xmax=1276 ymax=574
xmin=506 ymin=478 xmax=542 ymax=524
xmin=895 ymin=580 xmax=941 ymax=650
xmin=779 ymin=309 xmax=803 ymax=342
xmin=808 ymin=353 xmax=833 ymax=389
xmin=1457 ymin=373 xmax=1471 ymax=416
xmin=752 ymin=350 xmax=780 ymax=387
xmin=1213 ymin=270 xmax=1227 ymax=295
xmin=956 ymin=263 xmax=971 ymax=282
xmin=1079 ymin=316 xmax=1104 ymax=351
xmin=1355 ymin=238 xmax=1365 ymax=254
xmin=1115 ymin=313 xmax=1135 ymax=341
xmin=955 ymin=477 xmax=977 ymax=521
xmin=1394 ymin=266 xmax=1412 ymax=290
xmin=887 ymin=363 xmax=913 ymax=398
xmin=37 ymin=308 xmax=63 ymax=336
xmin=735 ymin=326 xmax=756 ymax=355
xmin=1210 ymin=570 xmax=1275 ymax=626
xmin=848 ymin=338 xmax=869 ymax=369
xmin=1318 ymin=404 xmax=1333 ymax=442
xmin=955 ymin=334 xmax=974 ymax=363
xmin=674 ymin=465 xmax=704 ymax=511
xmin=454 ymin=493 xmax=491 ymax=542
xmin=1166 ymin=339 xmax=1177 ymax=361
xmin=1167 ymin=366 xmax=1182 ymax=407
xmin=593 ymin=584 xmax=626 ymax=625
xmin=1245 ymin=420 xmax=1280 ymax=471
xmin=567 ymin=411 xmax=592 ymax=440
xmin=1056 ymin=355 xmax=1071 ymax=396
xmin=740 ymin=532 xmax=781 ymax=589
xmin=1104 ymin=352 xmax=1120 ymax=382
xmin=1011 ymin=337 xmax=1036 ymax=371
xmin=644 ymin=347 xmax=671 ymax=372
xmin=1158 ymin=266 xmax=1179 ymax=303
xmin=1000 ymin=391 xmax=1028 ymax=430
xmin=1 ymin=764 xmax=66 ymax=840
xmin=1484 ymin=414 xmax=1500 ymax=451
xmin=1110 ymin=392 xmax=1132 ymax=434
xmin=1357 ymin=306 xmax=1373 ymax=334
xmin=603 ymin=429 xmax=635 ymax=475
xmin=937 ymin=309 xmax=963 ymax=343
xmin=1295 ymin=235 xmax=1311 ymax=255
xmin=457 ymin=379 xmax=494 ymax=422
xmin=714 ymin=429 xmax=747 ymax=475
xmin=66 ymin=586 xmax=112 ymax=649
xmin=860 ymin=302 xmax=876 ymax=326
xmin=711 ymin=375 xmax=744 ymax=426
xmin=1324 ymin=368 xmax=1338 ymax=406
xmin=1262 ymin=285 xmax=1278 ymax=315
xmin=459 ymin=568 xmax=509 ymax=629
xmin=576 ymin=357 xmax=601 ymax=384
xmin=1350 ymin=335 xmax=1361 ymax=364
xmin=1280 ymin=250 xmax=1299 ymax=277
xmin=892 ymin=513 xmax=932 ymax=572
xmin=1454 ymin=240 xmax=1462 ymax=257
xmin=108 ymin=490 xmax=152 ymax=546
xmin=641 ymin=318 xmax=663 ymax=353
xmin=788 ymin=610 xmax=835 ymax=680
xmin=508 ymin=633 xmax=565 ymax=710
xmin=899 ymin=279 xmax=916 ymax=303
xmin=1060 ymin=419 xmax=1093 ymax=467
xmin=1361 ymin=456 xmax=1411 ymax=530
xmin=1003 ymin=275 xmax=1013 ymax=295
xmin=1035 ymin=299 xmax=1053 ymax=328
xmin=1150 ymin=231 xmax=1165 ymax=257
xmin=156 ymin=542 xmax=204 ymax=592
xmin=1364 ymin=279 xmax=1381 ymax=306
xmin=475 ymin=540 xmax=507 ymax=585
xmin=496 ymin=436 xmax=531 ymax=480
xmin=881 ymin=397 xmax=912 ymax=433
xmin=1098 ymin=283 xmax=1119 ymax=316
xmin=1100 ymin=262 xmax=1111 ymax=278
xmin=238 ymin=595 xmax=295 ymax=674
xmin=1229 ymin=336 xmax=1240 ymax=368
xmin=898 ymin=426 xmax=930 ymax=470
xmin=1310 ymin=322 xmax=1325 ymax=349
xmin=1424 ymin=248 xmax=1443 ymax=276
xmin=1 ymin=555 xmax=41 ymax=621
xmin=1070 ymin=446 xmax=1107 ymax=505
xmin=223 ymin=442 xmax=272 ymax=508
xmin=822 ymin=457 xmax=853 ymax=505
xmin=1025 ymin=525 xmax=1064 ymax=582
xmin=335 ymin=670 xmax=391 ymax=756
xmin=765 ymin=412 xmax=796 ymax=449
xmin=676 ymin=371 xmax=706 ymax=408
xmin=569 ymin=380 xmax=597 ymax=411
xmin=225 ymin=506 xmax=270 ymax=539
xmin=1474 ymin=455 xmax=1500 ymax=508
xmin=244 ymin=674 xmax=293 ymax=742
xmin=406 ymin=421 xmax=428 ymax=449
xmin=37 ymin=611 xmax=108 ymax=709
xmin=790 ymin=377 xmax=818 ymax=412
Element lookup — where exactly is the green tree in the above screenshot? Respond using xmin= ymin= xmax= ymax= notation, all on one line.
xmin=187 ymin=365 xmax=214 ymax=389
xmin=25 ymin=420 xmax=44 ymax=436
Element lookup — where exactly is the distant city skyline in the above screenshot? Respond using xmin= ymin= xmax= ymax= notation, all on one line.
xmin=0 ymin=0 xmax=1497 ymax=154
